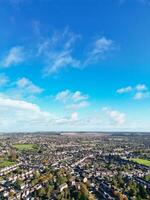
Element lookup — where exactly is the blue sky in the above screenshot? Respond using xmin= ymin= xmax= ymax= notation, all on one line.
xmin=0 ymin=0 xmax=150 ymax=132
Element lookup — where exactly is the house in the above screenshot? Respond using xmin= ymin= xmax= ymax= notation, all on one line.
xmin=59 ymin=183 xmax=68 ymax=192
xmin=83 ymin=177 xmax=88 ymax=183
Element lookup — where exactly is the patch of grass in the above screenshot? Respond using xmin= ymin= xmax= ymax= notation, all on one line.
xmin=131 ymin=158 xmax=150 ymax=167
xmin=0 ymin=160 xmax=16 ymax=168
xmin=13 ymin=143 xmax=35 ymax=151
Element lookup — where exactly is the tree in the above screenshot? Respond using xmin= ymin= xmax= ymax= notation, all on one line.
xmin=33 ymin=170 xmax=40 ymax=178
xmin=15 ymin=179 xmax=23 ymax=189
xmin=78 ymin=183 xmax=89 ymax=200
xmin=46 ymin=185 xmax=53 ymax=198
xmin=31 ymin=178 xmax=38 ymax=186
xmin=138 ymin=184 xmax=147 ymax=199
xmin=37 ymin=187 xmax=46 ymax=197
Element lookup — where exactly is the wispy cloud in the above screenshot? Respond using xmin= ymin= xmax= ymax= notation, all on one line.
xmin=45 ymin=52 xmax=80 ymax=75
xmin=16 ymin=77 xmax=43 ymax=95
xmin=0 ymin=46 xmax=25 ymax=68
xmin=36 ymin=27 xmax=117 ymax=74
xmin=38 ymin=27 xmax=81 ymax=75
xmin=84 ymin=36 xmax=116 ymax=65
xmin=116 ymin=83 xmax=150 ymax=100
xmin=0 ymin=27 xmax=117 ymax=74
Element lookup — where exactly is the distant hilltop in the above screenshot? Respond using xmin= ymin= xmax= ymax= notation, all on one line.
xmin=0 ymin=131 xmax=150 ymax=137
xmin=60 ymin=132 xmax=106 ymax=136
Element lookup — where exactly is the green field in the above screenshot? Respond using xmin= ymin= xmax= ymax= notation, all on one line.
xmin=131 ymin=158 xmax=150 ymax=167
xmin=0 ymin=160 xmax=16 ymax=168
xmin=13 ymin=143 xmax=35 ymax=150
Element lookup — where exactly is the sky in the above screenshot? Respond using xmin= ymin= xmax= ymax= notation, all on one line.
xmin=0 ymin=0 xmax=150 ymax=132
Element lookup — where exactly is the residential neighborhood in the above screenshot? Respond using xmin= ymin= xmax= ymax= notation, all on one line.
xmin=0 ymin=132 xmax=150 ymax=199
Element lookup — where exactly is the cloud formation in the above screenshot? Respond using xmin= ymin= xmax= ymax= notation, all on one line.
xmin=102 ymin=107 xmax=126 ymax=125
xmin=0 ymin=27 xmax=117 ymax=75
xmin=55 ymin=89 xmax=89 ymax=110
xmin=117 ymin=84 xmax=150 ymax=100
xmin=0 ymin=76 xmax=43 ymax=100
xmin=0 ymin=96 xmax=82 ymax=132
xmin=55 ymin=90 xmax=88 ymax=102
xmin=116 ymin=86 xmax=132 ymax=94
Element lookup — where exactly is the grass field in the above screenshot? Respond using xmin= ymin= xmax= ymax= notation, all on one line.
xmin=13 ymin=143 xmax=35 ymax=151
xmin=131 ymin=158 xmax=150 ymax=167
xmin=0 ymin=160 xmax=16 ymax=168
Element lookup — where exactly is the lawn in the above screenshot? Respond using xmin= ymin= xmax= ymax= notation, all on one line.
xmin=131 ymin=158 xmax=150 ymax=167
xmin=13 ymin=143 xmax=35 ymax=151
xmin=0 ymin=160 xmax=16 ymax=168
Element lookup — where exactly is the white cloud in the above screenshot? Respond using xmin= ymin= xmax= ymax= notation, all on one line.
xmin=55 ymin=90 xmax=88 ymax=103
xmin=0 ymin=95 xmax=149 ymax=132
xmin=0 ymin=97 xmax=84 ymax=132
xmin=55 ymin=90 xmax=89 ymax=110
xmin=37 ymin=28 xmax=117 ymax=74
xmin=0 ymin=28 xmax=117 ymax=74
xmin=134 ymin=84 xmax=149 ymax=100
xmin=85 ymin=36 xmax=116 ymax=65
xmin=0 ymin=97 xmax=51 ymax=131
xmin=135 ymin=84 xmax=147 ymax=91
xmin=0 ymin=46 xmax=25 ymax=68
xmin=116 ymin=86 xmax=132 ymax=94
xmin=45 ymin=51 xmax=80 ymax=74
xmin=117 ymin=83 xmax=150 ymax=100
xmin=0 ymin=96 xmax=81 ymax=131
xmin=102 ymin=107 xmax=126 ymax=125
xmin=0 ymin=97 xmax=43 ymax=112
xmin=72 ymin=91 xmax=88 ymax=102
xmin=134 ymin=91 xmax=150 ymax=100
xmin=0 ymin=76 xmax=43 ymax=101
xmin=0 ymin=73 xmax=9 ymax=86
xmin=55 ymin=89 xmax=70 ymax=103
